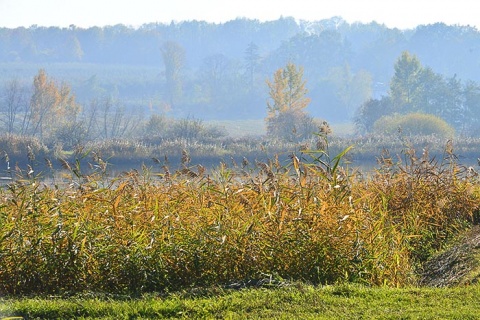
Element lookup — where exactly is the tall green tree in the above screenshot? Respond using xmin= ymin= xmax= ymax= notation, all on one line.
xmin=390 ymin=51 xmax=423 ymax=112
xmin=354 ymin=96 xmax=393 ymax=133
xmin=328 ymin=64 xmax=372 ymax=118
xmin=412 ymin=66 xmax=446 ymax=115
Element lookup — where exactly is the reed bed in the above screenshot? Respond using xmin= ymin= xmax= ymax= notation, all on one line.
xmin=0 ymin=139 xmax=479 ymax=296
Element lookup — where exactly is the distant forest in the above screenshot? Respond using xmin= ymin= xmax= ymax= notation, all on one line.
xmin=1 ymin=17 xmax=480 ymax=123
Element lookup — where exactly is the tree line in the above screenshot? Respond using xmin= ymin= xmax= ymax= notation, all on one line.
xmin=2 ymin=18 xmax=480 ymax=122
xmin=4 ymin=49 xmax=480 ymax=151
xmin=266 ymin=51 xmax=480 ymax=140
xmin=355 ymin=51 xmax=480 ymax=136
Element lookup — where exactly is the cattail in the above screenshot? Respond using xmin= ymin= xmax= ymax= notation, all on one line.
xmin=181 ymin=149 xmax=190 ymax=165
xmin=239 ymin=195 xmax=250 ymax=207
xmin=181 ymin=168 xmax=198 ymax=178
xmin=319 ymin=121 xmax=332 ymax=135
xmin=242 ymin=157 xmax=249 ymax=168
xmin=299 ymin=143 xmax=309 ymax=152
xmin=197 ymin=164 xmax=205 ymax=177
xmin=230 ymin=156 xmax=238 ymax=168
xmin=257 ymin=161 xmax=274 ymax=180
xmin=273 ymin=154 xmax=280 ymax=169
xmin=91 ymin=151 xmax=100 ymax=163
xmin=97 ymin=158 xmax=107 ymax=172
xmin=162 ymin=165 xmax=171 ymax=181
xmin=445 ymin=140 xmax=454 ymax=155
xmin=45 ymin=158 xmax=53 ymax=169
xmin=59 ymin=158 xmax=72 ymax=171
xmin=316 ymin=138 xmax=327 ymax=151
xmin=3 ymin=151 xmax=9 ymax=163
xmin=27 ymin=145 xmax=35 ymax=162
xmin=27 ymin=164 xmax=34 ymax=177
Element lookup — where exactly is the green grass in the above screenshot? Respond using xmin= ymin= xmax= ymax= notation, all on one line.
xmin=1 ymin=283 xmax=480 ymax=319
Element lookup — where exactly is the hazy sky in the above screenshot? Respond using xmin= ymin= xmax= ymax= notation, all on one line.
xmin=0 ymin=0 xmax=478 ymax=30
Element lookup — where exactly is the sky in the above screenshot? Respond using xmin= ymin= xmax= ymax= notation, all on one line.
xmin=0 ymin=0 xmax=478 ymax=30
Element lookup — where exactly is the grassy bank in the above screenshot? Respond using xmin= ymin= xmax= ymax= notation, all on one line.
xmin=1 ymin=283 xmax=480 ymax=319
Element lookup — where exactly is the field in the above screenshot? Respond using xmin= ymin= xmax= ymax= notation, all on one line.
xmin=1 ymin=132 xmax=480 ymax=318
xmin=2 ymin=284 xmax=480 ymax=319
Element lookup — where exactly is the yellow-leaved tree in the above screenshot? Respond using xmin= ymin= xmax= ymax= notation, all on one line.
xmin=29 ymin=69 xmax=80 ymax=140
xmin=265 ymin=62 xmax=316 ymax=141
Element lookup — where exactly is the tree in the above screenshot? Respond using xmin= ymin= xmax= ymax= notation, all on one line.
xmin=1 ymin=79 xmax=28 ymax=134
xmin=442 ymin=75 xmax=464 ymax=129
xmin=63 ymin=34 xmax=84 ymax=61
xmin=328 ymin=64 xmax=372 ymax=118
xmin=463 ymin=80 xmax=480 ymax=135
xmin=29 ymin=69 xmax=80 ymax=139
xmin=203 ymin=54 xmax=228 ymax=88
xmin=412 ymin=66 xmax=447 ymax=115
xmin=265 ymin=62 xmax=316 ymax=141
xmin=390 ymin=51 xmax=423 ymax=112
xmin=96 ymin=97 xmax=142 ymax=139
xmin=354 ymin=96 xmax=393 ymax=133
xmin=197 ymin=53 xmax=236 ymax=111
xmin=161 ymin=41 xmax=185 ymax=108
xmin=266 ymin=62 xmax=310 ymax=116
xmin=244 ymin=42 xmax=261 ymax=90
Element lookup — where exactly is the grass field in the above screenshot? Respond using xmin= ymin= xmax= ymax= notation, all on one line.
xmin=1 ymin=283 xmax=480 ymax=319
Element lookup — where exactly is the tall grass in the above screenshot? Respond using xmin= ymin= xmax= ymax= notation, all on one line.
xmin=0 ymin=138 xmax=479 ymax=295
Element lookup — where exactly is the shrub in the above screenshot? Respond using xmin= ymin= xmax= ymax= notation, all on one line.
xmin=167 ymin=117 xmax=227 ymax=143
xmin=266 ymin=109 xmax=320 ymax=142
xmin=0 ymin=134 xmax=49 ymax=168
xmin=373 ymin=113 xmax=455 ymax=138
xmin=143 ymin=114 xmax=168 ymax=138
xmin=354 ymin=96 xmax=393 ymax=134
xmin=49 ymin=121 xmax=88 ymax=149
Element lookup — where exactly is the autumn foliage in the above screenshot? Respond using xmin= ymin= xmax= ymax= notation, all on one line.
xmin=265 ymin=63 xmax=318 ymax=141
xmin=29 ymin=69 xmax=80 ymax=138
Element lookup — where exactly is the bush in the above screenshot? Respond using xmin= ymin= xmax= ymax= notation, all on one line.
xmin=0 ymin=134 xmax=49 ymax=167
xmin=49 ymin=121 xmax=88 ymax=149
xmin=373 ymin=113 xmax=455 ymax=138
xmin=143 ymin=114 xmax=168 ymax=137
xmin=354 ymin=96 xmax=393 ymax=133
xmin=266 ymin=109 xmax=319 ymax=142
xmin=167 ymin=117 xmax=227 ymax=143
xmin=141 ymin=116 xmax=228 ymax=144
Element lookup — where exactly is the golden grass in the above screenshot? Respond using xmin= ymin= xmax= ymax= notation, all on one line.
xmin=0 ymin=142 xmax=479 ymax=295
